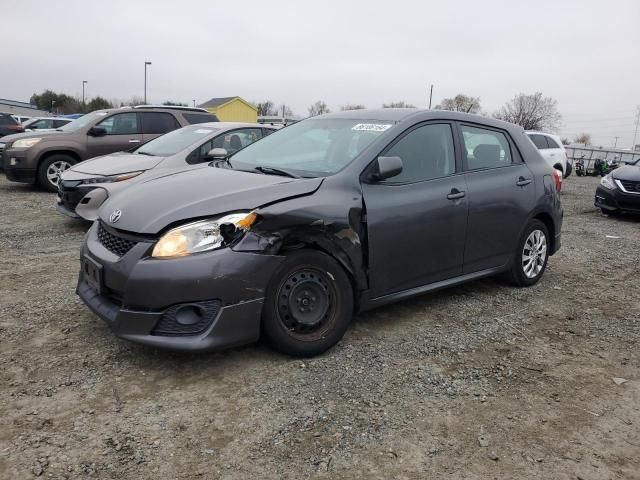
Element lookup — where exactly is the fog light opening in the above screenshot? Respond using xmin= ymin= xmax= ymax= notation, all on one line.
xmin=174 ymin=305 xmax=205 ymax=326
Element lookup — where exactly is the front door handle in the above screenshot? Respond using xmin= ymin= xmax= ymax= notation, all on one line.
xmin=516 ymin=177 xmax=532 ymax=187
xmin=128 ymin=139 xmax=141 ymax=143
xmin=447 ymin=188 xmax=466 ymax=200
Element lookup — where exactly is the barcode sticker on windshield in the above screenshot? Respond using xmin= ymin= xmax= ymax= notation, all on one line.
xmin=352 ymin=124 xmax=392 ymax=132
xmin=195 ymin=129 xmax=212 ymax=134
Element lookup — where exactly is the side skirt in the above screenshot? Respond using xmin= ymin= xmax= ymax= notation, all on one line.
xmin=359 ymin=266 xmax=506 ymax=311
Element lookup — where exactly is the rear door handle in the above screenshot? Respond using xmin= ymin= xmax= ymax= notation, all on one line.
xmin=516 ymin=177 xmax=532 ymax=187
xmin=128 ymin=139 xmax=141 ymax=143
xmin=447 ymin=189 xmax=466 ymax=200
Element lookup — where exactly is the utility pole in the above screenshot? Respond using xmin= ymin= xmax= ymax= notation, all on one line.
xmin=613 ymin=136 xmax=619 ymax=149
xmin=428 ymin=84 xmax=433 ymax=109
xmin=633 ymin=106 xmax=640 ymax=152
xmin=82 ymin=80 xmax=88 ymax=112
xmin=192 ymin=99 xmax=196 ymax=107
xmin=144 ymin=61 xmax=152 ymax=104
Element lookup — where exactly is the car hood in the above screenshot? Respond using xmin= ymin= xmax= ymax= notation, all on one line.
xmin=612 ymin=165 xmax=640 ymax=182
xmin=99 ymin=166 xmax=324 ymax=234
xmin=2 ymin=130 xmax=70 ymax=144
xmin=71 ymin=152 xmax=163 ymax=176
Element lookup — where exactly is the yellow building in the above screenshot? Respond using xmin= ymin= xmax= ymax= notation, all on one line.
xmin=198 ymin=96 xmax=257 ymax=122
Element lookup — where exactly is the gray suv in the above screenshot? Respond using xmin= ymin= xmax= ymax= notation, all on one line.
xmin=1 ymin=105 xmax=218 ymax=191
xmin=77 ymin=109 xmax=563 ymax=357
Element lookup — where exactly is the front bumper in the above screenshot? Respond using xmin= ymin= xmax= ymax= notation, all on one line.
xmin=77 ymin=222 xmax=284 ymax=352
xmin=595 ymin=185 xmax=640 ymax=213
xmin=56 ymin=180 xmax=101 ymax=220
xmin=3 ymin=149 xmax=36 ymax=184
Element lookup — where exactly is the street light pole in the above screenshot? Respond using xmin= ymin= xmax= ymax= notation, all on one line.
xmin=144 ymin=61 xmax=152 ymax=104
xmin=193 ymin=99 xmax=196 ymax=107
xmin=428 ymin=84 xmax=433 ymax=109
xmin=82 ymin=80 xmax=88 ymax=112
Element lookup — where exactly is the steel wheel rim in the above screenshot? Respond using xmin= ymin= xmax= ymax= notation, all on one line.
xmin=46 ymin=160 xmax=71 ymax=186
xmin=522 ymin=229 xmax=547 ymax=279
xmin=276 ymin=267 xmax=336 ymax=341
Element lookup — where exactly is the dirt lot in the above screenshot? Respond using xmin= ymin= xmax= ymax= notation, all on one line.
xmin=0 ymin=174 xmax=639 ymax=479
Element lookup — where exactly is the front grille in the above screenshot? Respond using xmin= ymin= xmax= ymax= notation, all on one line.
xmin=59 ymin=181 xmax=94 ymax=210
xmin=151 ymin=300 xmax=222 ymax=336
xmin=97 ymin=223 xmax=137 ymax=257
xmin=620 ymin=179 xmax=640 ymax=193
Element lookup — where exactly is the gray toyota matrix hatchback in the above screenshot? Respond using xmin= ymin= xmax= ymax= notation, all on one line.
xmin=77 ymin=109 xmax=562 ymax=357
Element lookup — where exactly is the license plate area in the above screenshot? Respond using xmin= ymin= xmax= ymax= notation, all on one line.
xmin=82 ymin=255 xmax=103 ymax=294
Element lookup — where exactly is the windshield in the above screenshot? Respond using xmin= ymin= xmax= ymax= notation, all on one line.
xmin=229 ymin=118 xmax=393 ymax=176
xmin=58 ymin=112 xmax=102 ymax=132
xmin=135 ymin=125 xmax=220 ymax=157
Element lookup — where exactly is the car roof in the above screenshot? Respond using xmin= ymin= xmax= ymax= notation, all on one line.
xmin=186 ymin=122 xmax=276 ymax=130
xmin=319 ymin=108 xmax=522 ymax=131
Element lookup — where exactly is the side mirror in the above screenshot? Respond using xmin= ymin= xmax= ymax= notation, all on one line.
xmin=206 ymin=148 xmax=228 ymax=160
xmin=372 ymin=156 xmax=403 ymax=181
xmin=88 ymin=126 xmax=107 ymax=137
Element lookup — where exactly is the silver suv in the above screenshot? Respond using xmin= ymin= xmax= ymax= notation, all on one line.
xmin=1 ymin=105 xmax=218 ymax=191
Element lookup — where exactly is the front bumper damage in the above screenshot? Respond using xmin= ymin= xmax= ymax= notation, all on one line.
xmin=77 ymin=222 xmax=284 ymax=351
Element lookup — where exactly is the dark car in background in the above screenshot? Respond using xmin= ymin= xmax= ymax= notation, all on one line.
xmin=595 ymin=157 xmax=640 ymax=215
xmin=57 ymin=122 xmax=276 ymax=220
xmin=76 ymin=109 xmax=562 ymax=357
xmin=1 ymin=105 xmax=218 ymax=191
xmin=0 ymin=113 xmax=25 ymax=138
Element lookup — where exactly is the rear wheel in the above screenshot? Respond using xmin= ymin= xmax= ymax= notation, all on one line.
xmin=564 ymin=161 xmax=572 ymax=178
xmin=262 ymin=249 xmax=353 ymax=357
xmin=38 ymin=154 xmax=75 ymax=192
xmin=506 ymin=220 xmax=549 ymax=287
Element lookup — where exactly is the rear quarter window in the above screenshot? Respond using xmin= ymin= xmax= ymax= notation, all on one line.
xmin=0 ymin=116 xmax=18 ymax=126
xmin=183 ymin=113 xmax=219 ymax=124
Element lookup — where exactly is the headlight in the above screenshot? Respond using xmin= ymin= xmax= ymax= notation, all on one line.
xmin=600 ymin=174 xmax=616 ymax=190
xmin=81 ymin=171 xmax=144 ymax=184
xmin=13 ymin=137 xmax=42 ymax=148
xmin=152 ymin=211 xmax=258 ymax=258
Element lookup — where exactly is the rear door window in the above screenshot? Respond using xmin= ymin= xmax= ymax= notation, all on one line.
xmin=140 ymin=112 xmax=181 ymax=134
xmin=0 ymin=116 xmax=18 ymax=126
xmin=461 ymin=125 xmax=513 ymax=170
xmin=528 ymin=134 xmax=548 ymax=150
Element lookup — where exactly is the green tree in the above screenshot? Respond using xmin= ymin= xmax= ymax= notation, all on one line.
xmin=162 ymin=101 xmax=188 ymax=106
xmin=86 ymin=96 xmax=113 ymax=112
xmin=30 ymin=90 xmax=81 ymax=114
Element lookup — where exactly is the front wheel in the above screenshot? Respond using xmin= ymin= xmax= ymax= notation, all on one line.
xmin=38 ymin=154 xmax=75 ymax=192
xmin=506 ymin=220 xmax=550 ymax=287
xmin=262 ymin=249 xmax=354 ymax=357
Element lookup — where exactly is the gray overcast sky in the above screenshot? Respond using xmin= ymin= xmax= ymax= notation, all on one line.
xmin=4 ymin=0 xmax=640 ymax=147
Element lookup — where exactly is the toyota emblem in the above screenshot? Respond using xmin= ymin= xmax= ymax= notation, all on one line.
xmin=109 ymin=209 xmax=122 ymax=223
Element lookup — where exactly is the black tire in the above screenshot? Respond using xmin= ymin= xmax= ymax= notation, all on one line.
xmin=37 ymin=154 xmax=75 ymax=192
xmin=262 ymin=249 xmax=354 ymax=357
xmin=564 ymin=162 xmax=572 ymax=178
xmin=506 ymin=220 xmax=550 ymax=287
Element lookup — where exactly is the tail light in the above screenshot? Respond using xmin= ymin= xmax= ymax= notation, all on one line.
xmin=7 ymin=125 xmax=24 ymax=132
xmin=552 ymin=168 xmax=562 ymax=192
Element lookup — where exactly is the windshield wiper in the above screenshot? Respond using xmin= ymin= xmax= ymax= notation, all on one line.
xmin=136 ymin=151 xmax=156 ymax=156
xmin=253 ymin=166 xmax=299 ymax=178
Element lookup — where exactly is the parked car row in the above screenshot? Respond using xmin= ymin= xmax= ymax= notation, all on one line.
xmin=1 ymin=105 xmax=218 ymax=191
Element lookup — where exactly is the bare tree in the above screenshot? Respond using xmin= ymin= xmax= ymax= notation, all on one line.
xmin=341 ymin=104 xmax=366 ymax=111
xmin=277 ymin=104 xmax=293 ymax=117
xmin=382 ymin=101 xmax=415 ymax=108
xmin=561 ymin=137 xmax=570 ymax=146
xmin=162 ymin=101 xmax=188 ymax=106
xmin=121 ymin=96 xmax=146 ymax=106
xmin=493 ymin=92 xmax=562 ymax=131
xmin=308 ymin=100 xmax=330 ymax=117
xmin=573 ymin=133 xmax=591 ymax=145
xmin=255 ymin=100 xmax=276 ymax=116
xmin=436 ymin=94 xmax=481 ymax=114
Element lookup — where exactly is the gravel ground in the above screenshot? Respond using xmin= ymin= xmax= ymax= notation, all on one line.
xmin=0 ymin=175 xmax=639 ymax=479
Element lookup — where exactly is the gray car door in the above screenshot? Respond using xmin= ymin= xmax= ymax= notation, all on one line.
xmin=86 ymin=112 xmax=143 ymax=157
xmin=362 ymin=122 xmax=468 ymax=298
xmin=458 ymin=123 xmax=535 ymax=273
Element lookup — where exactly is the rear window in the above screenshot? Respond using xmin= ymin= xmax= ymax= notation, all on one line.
xmin=0 ymin=115 xmax=18 ymax=126
xmin=183 ymin=113 xmax=219 ymax=124
xmin=545 ymin=136 xmax=561 ymax=149
xmin=528 ymin=134 xmax=548 ymax=150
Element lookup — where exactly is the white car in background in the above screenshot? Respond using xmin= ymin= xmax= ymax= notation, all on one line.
xmin=526 ymin=131 xmax=571 ymax=178
xmin=22 ymin=116 xmax=72 ymax=131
